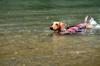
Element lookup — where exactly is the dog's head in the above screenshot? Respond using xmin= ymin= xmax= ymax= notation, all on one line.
xmin=50 ymin=21 xmax=65 ymax=32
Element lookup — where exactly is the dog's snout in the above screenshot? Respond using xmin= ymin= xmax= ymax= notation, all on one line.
xmin=50 ymin=27 xmax=53 ymax=30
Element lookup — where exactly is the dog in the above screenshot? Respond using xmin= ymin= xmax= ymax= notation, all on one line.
xmin=84 ymin=16 xmax=100 ymax=34
xmin=50 ymin=16 xmax=100 ymax=34
xmin=50 ymin=21 xmax=86 ymax=34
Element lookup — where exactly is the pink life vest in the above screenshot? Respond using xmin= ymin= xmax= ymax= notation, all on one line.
xmin=65 ymin=23 xmax=85 ymax=33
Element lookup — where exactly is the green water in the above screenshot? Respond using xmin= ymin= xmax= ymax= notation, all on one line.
xmin=0 ymin=0 xmax=100 ymax=66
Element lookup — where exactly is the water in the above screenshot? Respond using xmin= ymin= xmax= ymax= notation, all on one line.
xmin=0 ymin=0 xmax=100 ymax=66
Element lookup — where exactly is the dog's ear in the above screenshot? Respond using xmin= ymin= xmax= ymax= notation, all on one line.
xmin=49 ymin=23 xmax=53 ymax=26
xmin=59 ymin=22 xmax=65 ymax=28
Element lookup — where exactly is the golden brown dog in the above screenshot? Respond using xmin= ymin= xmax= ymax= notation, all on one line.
xmin=50 ymin=16 xmax=100 ymax=34
xmin=49 ymin=21 xmax=76 ymax=34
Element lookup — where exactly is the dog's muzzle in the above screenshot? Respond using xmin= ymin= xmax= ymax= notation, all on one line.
xmin=50 ymin=27 xmax=53 ymax=30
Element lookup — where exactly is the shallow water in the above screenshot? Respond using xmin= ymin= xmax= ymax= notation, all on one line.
xmin=0 ymin=0 xmax=100 ymax=66
xmin=0 ymin=31 xmax=100 ymax=66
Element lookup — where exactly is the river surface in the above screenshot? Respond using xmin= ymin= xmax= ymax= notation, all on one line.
xmin=0 ymin=0 xmax=100 ymax=66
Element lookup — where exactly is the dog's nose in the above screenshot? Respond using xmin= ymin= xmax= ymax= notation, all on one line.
xmin=50 ymin=27 xmax=53 ymax=30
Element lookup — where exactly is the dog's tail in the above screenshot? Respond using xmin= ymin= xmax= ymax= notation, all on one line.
xmin=84 ymin=16 xmax=91 ymax=23
xmin=84 ymin=16 xmax=89 ymax=23
xmin=84 ymin=16 xmax=97 ymax=25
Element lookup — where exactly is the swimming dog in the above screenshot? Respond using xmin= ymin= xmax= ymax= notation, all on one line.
xmin=50 ymin=21 xmax=86 ymax=34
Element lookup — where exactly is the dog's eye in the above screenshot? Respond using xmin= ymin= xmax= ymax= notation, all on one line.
xmin=56 ymin=24 xmax=58 ymax=25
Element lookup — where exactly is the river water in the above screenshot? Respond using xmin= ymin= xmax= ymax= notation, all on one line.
xmin=0 ymin=0 xmax=100 ymax=66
